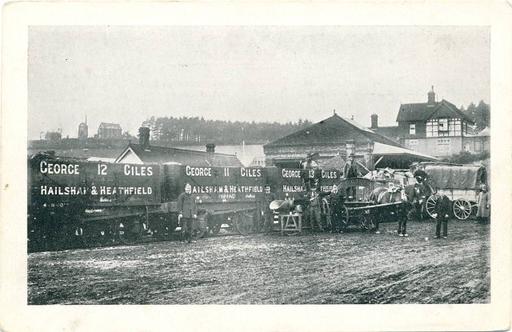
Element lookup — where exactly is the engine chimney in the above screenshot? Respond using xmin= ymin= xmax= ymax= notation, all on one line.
xmin=371 ymin=114 xmax=378 ymax=129
xmin=139 ymin=127 xmax=150 ymax=150
xmin=206 ymin=143 xmax=216 ymax=153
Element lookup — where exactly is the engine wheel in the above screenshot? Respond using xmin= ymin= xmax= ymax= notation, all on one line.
xmin=234 ymin=212 xmax=255 ymax=235
xmin=453 ymin=199 xmax=472 ymax=220
xmin=425 ymin=195 xmax=438 ymax=219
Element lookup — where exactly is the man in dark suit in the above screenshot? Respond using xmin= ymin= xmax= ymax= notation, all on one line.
xmin=177 ymin=183 xmax=197 ymax=243
xmin=343 ymin=153 xmax=360 ymax=200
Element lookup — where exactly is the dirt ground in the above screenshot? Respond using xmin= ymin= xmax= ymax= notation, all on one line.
xmin=28 ymin=219 xmax=490 ymax=304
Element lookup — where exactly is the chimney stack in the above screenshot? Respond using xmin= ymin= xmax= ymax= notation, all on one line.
xmin=139 ymin=127 xmax=150 ymax=150
xmin=428 ymin=86 xmax=436 ymax=104
xmin=206 ymin=143 xmax=216 ymax=153
xmin=370 ymin=114 xmax=378 ymax=129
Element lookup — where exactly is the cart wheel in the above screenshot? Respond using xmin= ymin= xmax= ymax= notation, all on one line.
xmin=234 ymin=212 xmax=254 ymax=235
xmin=339 ymin=205 xmax=350 ymax=229
xmin=453 ymin=199 xmax=472 ymax=220
xmin=425 ymin=195 xmax=438 ymax=219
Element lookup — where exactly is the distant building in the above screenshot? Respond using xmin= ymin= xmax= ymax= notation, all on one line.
xmin=78 ymin=116 xmax=88 ymax=140
xmin=115 ymin=127 xmax=243 ymax=167
xmin=371 ymin=87 xmax=485 ymax=158
xmin=45 ymin=131 xmax=62 ymax=141
xmin=98 ymin=122 xmax=122 ymax=139
xmin=248 ymin=156 xmax=266 ymax=168
xmin=264 ymin=113 xmax=436 ymax=170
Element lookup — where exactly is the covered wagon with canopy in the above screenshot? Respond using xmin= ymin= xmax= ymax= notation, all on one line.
xmin=419 ymin=163 xmax=488 ymax=220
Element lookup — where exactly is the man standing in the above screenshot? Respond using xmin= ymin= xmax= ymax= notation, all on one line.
xmin=343 ymin=153 xmax=360 ymax=200
xmin=328 ymin=184 xmax=346 ymax=233
xmin=177 ymin=183 xmax=197 ymax=243
xmin=434 ymin=194 xmax=451 ymax=239
xmin=308 ymin=190 xmax=323 ymax=232
xmin=476 ymin=184 xmax=490 ymax=224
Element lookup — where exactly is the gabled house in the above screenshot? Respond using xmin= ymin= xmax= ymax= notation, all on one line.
xmin=371 ymin=87 xmax=482 ymax=158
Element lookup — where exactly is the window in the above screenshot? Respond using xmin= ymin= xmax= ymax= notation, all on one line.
xmin=409 ymin=123 xmax=416 ymax=135
xmin=426 ymin=119 xmax=439 ymax=137
xmin=448 ymin=118 xmax=461 ymax=136
xmin=438 ymin=118 xmax=448 ymax=132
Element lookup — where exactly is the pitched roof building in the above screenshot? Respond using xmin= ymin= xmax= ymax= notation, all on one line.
xmin=264 ymin=112 xmax=436 ymax=169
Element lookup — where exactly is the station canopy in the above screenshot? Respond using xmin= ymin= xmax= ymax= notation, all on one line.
xmin=372 ymin=142 xmax=438 ymax=169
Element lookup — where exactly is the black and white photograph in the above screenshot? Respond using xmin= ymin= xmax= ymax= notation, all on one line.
xmin=1 ymin=2 xmax=511 ymax=331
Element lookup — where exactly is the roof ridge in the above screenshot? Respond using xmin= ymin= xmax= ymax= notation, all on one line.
xmin=129 ymin=143 xmax=238 ymax=157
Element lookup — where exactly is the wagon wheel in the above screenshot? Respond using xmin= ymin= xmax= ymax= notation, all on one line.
xmin=425 ymin=195 xmax=438 ymax=219
xmin=341 ymin=205 xmax=350 ymax=229
xmin=452 ymin=199 xmax=472 ymax=220
xmin=234 ymin=212 xmax=255 ymax=236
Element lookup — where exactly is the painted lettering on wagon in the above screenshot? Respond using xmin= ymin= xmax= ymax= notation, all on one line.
xmin=39 ymin=185 xmax=153 ymax=196
xmin=240 ymin=167 xmax=261 ymax=177
xmin=282 ymin=185 xmax=305 ymax=193
xmin=40 ymin=161 xmax=80 ymax=175
xmin=281 ymin=169 xmax=301 ymax=178
xmin=123 ymin=165 xmax=153 ymax=176
xmin=185 ymin=165 xmax=212 ymax=177
xmin=190 ymin=185 xmax=263 ymax=194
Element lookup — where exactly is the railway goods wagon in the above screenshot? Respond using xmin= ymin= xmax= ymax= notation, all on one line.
xmin=28 ymin=153 xmax=164 ymax=251
xmin=28 ymin=153 xmax=272 ymax=250
xmin=162 ymin=164 xmax=268 ymax=236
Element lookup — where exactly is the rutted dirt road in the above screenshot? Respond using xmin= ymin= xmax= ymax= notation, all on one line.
xmin=28 ymin=220 xmax=490 ymax=304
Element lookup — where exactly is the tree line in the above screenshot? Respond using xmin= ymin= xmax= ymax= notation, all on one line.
xmin=141 ymin=116 xmax=313 ymax=145
xmin=140 ymin=100 xmax=489 ymax=145
xmin=461 ymin=100 xmax=490 ymax=131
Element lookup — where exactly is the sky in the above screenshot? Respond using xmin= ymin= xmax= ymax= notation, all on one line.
xmin=28 ymin=26 xmax=490 ymax=140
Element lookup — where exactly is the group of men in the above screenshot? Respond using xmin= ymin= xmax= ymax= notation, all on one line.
xmin=303 ymin=152 xmax=360 ymax=233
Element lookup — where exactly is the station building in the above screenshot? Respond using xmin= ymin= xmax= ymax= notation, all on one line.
xmin=263 ymin=112 xmax=436 ymax=170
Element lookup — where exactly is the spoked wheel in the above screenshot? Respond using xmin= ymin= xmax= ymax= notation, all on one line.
xmin=425 ymin=195 xmax=438 ymax=219
xmin=453 ymin=199 xmax=472 ymax=220
xmin=341 ymin=205 xmax=350 ymax=229
xmin=234 ymin=212 xmax=255 ymax=235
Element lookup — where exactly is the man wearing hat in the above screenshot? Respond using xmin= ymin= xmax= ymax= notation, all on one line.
xmin=343 ymin=153 xmax=360 ymax=200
